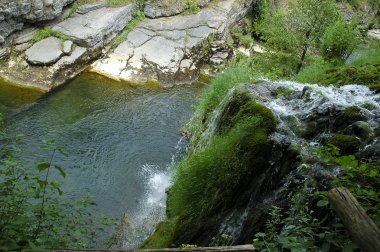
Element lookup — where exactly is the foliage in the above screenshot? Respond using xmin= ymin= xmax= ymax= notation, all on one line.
xmin=32 ymin=28 xmax=68 ymax=44
xmin=183 ymin=0 xmax=201 ymax=15
xmin=321 ymin=18 xmax=361 ymax=61
xmin=255 ymin=0 xmax=346 ymax=75
xmin=253 ymin=145 xmax=379 ymax=251
xmin=0 ymin=130 xmax=113 ymax=250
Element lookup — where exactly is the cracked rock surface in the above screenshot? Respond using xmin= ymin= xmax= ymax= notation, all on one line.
xmin=53 ymin=4 xmax=134 ymax=47
xmin=92 ymin=0 xmax=253 ymax=86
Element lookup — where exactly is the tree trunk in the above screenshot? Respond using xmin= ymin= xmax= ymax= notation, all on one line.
xmin=296 ymin=30 xmax=311 ymax=74
xmin=328 ymin=187 xmax=380 ymax=252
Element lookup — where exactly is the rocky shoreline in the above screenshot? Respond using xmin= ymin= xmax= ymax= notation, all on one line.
xmin=0 ymin=0 xmax=253 ymax=91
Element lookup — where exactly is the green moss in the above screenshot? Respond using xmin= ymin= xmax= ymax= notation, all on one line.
xmin=139 ymin=218 xmax=179 ymax=249
xmin=32 ymin=28 xmax=68 ymax=44
xmin=335 ymin=106 xmax=368 ymax=127
xmin=324 ymin=134 xmax=362 ymax=155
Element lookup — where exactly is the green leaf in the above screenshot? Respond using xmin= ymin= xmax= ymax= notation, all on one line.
xmin=369 ymin=169 xmax=378 ymax=177
xmin=38 ymin=163 xmax=50 ymax=171
xmin=38 ymin=179 xmax=48 ymax=188
xmin=54 ymin=165 xmax=66 ymax=178
xmin=317 ymin=199 xmax=329 ymax=207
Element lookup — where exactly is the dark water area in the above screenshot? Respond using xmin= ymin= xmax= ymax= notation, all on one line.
xmin=0 ymin=73 xmax=199 ymax=221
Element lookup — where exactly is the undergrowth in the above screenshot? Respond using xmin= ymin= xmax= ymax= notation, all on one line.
xmin=32 ymin=28 xmax=68 ymax=44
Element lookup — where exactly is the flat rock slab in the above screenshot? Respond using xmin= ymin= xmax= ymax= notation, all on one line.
xmin=53 ymin=4 xmax=134 ymax=47
xmin=92 ymin=0 xmax=252 ymax=86
xmin=25 ymin=36 xmax=63 ymax=65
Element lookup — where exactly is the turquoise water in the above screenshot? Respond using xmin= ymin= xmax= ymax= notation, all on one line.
xmin=1 ymin=73 xmax=198 ymax=222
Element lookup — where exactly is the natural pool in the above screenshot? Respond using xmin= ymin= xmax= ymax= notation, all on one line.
xmin=0 ymin=73 xmax=200 ymax=247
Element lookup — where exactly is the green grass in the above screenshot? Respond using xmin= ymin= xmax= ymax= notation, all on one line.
xmin=106 ymin=0 xmax=133 ymax=7
xmin=295 ymin=39 xmax=380 ymax=90
xmin=32 ymin=28 xmax=68 ymax=44
xmin=168 ymin=99 xmax=276 ymax=219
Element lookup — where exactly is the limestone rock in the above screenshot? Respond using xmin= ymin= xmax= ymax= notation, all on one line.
xmin=14 ymin=27 xmax=38 ymax=45
xmin=0 ymin=0 xmax=74 ymax=43
xmin=62 ymin=40 xmax=73 ymax=55
xmin=53 ymin=5 xmax=134 ymax=47
xmin=93 ymin=0 xmax=254 ymax=86
xmin=25 ymin=37 xmax=63 ymax=65
xmin=76 ymin=2 xmax=106 ymax=15
xmin=368 ymin=29 xmax=380 ymax=40
xmin=0 ymin=47 xmax=9 ymax=59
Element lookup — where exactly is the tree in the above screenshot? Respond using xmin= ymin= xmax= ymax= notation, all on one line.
xmin=256 ymin=0 xmax=344 ymax=75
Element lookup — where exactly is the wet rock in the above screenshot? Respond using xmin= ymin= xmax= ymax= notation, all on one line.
xmin=62 ymin=40 xmax=73 ymax=55
xmin=25 ymin=37 xmax=63 ymax=65
xmin=344 ymin=121 xmax=375 ymax=142
xmin=53 ymin=5 xmax=134 ymax=47
xmin=143 ymin=0 xmax=211 ymax=18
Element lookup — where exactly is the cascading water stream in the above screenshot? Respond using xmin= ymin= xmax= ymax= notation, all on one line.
xmin=204 ymin=80 xmax=379 ymax=244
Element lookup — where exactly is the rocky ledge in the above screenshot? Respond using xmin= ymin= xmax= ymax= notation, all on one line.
xmin=0 ymin=0 xmax=252 ymax=91
xmin=92 ymin=0 xmax=253 ymax=87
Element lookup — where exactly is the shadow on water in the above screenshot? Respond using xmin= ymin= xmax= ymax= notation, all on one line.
xmin=0 ymin=72 xmax=202 ymax=247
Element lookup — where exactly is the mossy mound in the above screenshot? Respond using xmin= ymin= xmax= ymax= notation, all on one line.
xmin=334 ymin=106 xmax=369 ymax=128
xmin=143 ymin=89 xmax=277 ymax=248
xmin=319 ymin=63 xmax=380 ymax=92
xmin=324 ymin=134 xmax=362 ymax=155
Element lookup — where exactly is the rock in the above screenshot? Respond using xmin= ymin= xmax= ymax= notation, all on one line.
xmin=62 ymin=40 xmax=73 ymax=55
xmin=14 ymin=42 xmax=31 ymax=52
xmin=368 ymin=29 xmax=380 ymax=40
xmin=92 ymin=0 xmax=254 ymax=86
xmin=210 ymin=51 xmax=229 ymax=65
xmin=76 ymin=2 xmax=106 ymax=15
xmin=0 ymin=47 xmax=9 ymax=59
xmin=25 ymin=37 xmax=63 ymax=65
xmin=0 ymin=0 xmax=74 ymax=43
xmin=53 ymin=5 xmax=134 ymax=47
xmin=54 ymin=46 xmax=87 ymax=67
xmin=144 ymin=0 xmax=212 ymax=18
xmin=14 ymin=27 xmax=38 ymax=45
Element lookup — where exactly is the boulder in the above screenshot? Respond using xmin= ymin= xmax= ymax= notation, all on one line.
xmin=62 ymin=40 xmax=73 ymax=55
xmin=0 ymin=0 xmax=73 ymax=43
xmin=53 ymin=5 xmax=134 ymax=47
xmin=25 ymin=37 xmax=63 ymax=65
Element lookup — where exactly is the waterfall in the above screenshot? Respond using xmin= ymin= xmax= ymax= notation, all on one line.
xmin=119 ymin=137 xmax=189 ymax=249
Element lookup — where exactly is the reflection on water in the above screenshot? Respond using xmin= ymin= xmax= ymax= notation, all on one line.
xmin=0 ymin=77 xmax=43 ymax=114
xmin=0 ymin=73 xmax=199 ymax=246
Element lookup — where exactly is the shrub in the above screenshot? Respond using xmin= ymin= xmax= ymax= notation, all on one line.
xmin=321 ymin=18 xmax=361 ymax=61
